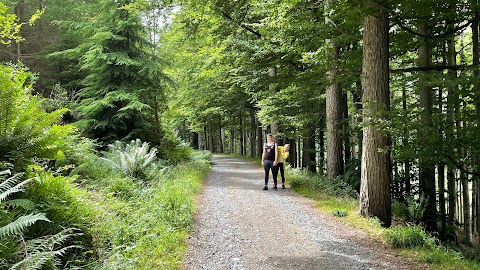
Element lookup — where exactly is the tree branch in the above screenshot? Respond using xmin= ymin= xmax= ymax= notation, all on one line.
xmin=391 ymin=63 xmax=480 ymax=73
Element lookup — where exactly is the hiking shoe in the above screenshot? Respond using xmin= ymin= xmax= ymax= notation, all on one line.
xmin=273 ymin=185 xmax=277 ymax=190
xmin=282 ymin=185 xmax=285 ymax=189
xmin=263 ymin=186 xmax=268 ymax=190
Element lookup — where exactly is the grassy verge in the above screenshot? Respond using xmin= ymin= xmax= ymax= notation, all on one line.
xmin=79 ymin=151 xmax=212 ymax=269
xmin=283 ymin=166 xmax=480 ymax=269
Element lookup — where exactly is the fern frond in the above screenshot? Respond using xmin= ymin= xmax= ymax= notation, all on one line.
xmin=0 ymin=213 xmax=50 ymax=237
xmin=0 ymin=173 xmax=33 ymax=203
xmin=4 ymin=199 xmax=35 ymax=210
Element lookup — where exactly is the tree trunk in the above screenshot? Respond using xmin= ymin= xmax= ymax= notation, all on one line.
xmin=447 ymin=30 xmax=457 ymax=226
xmin=219 ymin=118 xmax=224 ymax=153
xmin=438 ymin=88 xmax=447 ymax=239
xmin=326 ymin=43 xmax=344 ymax=179
xmin=359 ymin=0 xmax=391 ymax=227
xmin=256 ymin=115 xmax=263 ymax=157
xmin=240 ymin=113 xmax=245 ymax=155
xmin=291 ymin=138 xmax=297 ymax=168
xmin=418 ymin=19 xmax=437 ymax=232
xmin=353 ymin=81 xmax=363 ymax=163
xmin=303 ymin=125 xmax=316 ymax=173
xmin=250 ymin=109 xmax=256 ymax=157
xmin=343 ymin=91 xmax=351 ymax=164
xmin=402 ymin=86 xmax=411 ymax=198
xmin=319 ymin=127 xmax=325 ymax=175
xmin=192 ymin=132 xmax=199 ymax=150
xmin=458 ymin=36 xmax=471 ymax=242
xmin=472 ymin=5 xmax=480 ymax=240
xmin=208 ymin=123 xmax=215 ymax=153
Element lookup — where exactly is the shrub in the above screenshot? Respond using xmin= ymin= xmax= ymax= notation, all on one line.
xmin=332 ymin=209 xmax=348 ymax=217
xmin=0 ymin=169 xmax=82 ymax=270
xmin=0 ymin=64 xmax=75 ymax=172
xmin=288 ymin=166 xmax=358 ymax=198
xmin=102 ymin=139 xmax=158 ymax=179
xmin=384 ymin=225 xmax=436 ymax=248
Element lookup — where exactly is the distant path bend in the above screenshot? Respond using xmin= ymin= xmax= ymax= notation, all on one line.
xmin=184 ymin=155 xmax=413 ymax=270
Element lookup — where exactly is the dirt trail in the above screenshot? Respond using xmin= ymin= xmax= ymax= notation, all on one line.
xmin=184 ymin=155 xmax=413 ymax=270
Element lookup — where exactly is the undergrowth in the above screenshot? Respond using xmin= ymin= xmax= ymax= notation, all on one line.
xmin=283 ymin=165 xmax=480 ymax=270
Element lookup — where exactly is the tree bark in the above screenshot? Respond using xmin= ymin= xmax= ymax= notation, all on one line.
xmin=343 ymin=91 xmax=351 ymax=164
xmin=438 ymin=87 xmax=447 ymax=239
xmin=326 ymin=43 xmax=344 ymax=179
xmin=472 ymin=6 xmax=480 ymax=241
xmin=240 ymin=112 xmax=245 ymax=155
xmin=402 ymin=86 xmax=411 ymax=198
xmin=250 ymin=109 xmax=256 ymax=157
xmin=319 ymin=127 xmax=325 ymax=175
xmin=447 ymin=30 xmax=457 ymax=226
xmin=256 ymin=115 xmax=263 ymax=157
xmin=418 ymin=19 xmax=437 ymax=232
xmin=359 ymin=0 xmax=391 ymax=227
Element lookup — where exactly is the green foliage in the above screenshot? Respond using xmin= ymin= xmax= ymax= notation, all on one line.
xmin=331 ymin=209 xmax=348 ymax=217
xmin=0 ymin=2 xmax=22 ymax=44
xmin=0 ymin=213 xmax=49 ymax=237
xmin=288 ymin=166 xmax=358 ymax=198
xmin=9 ymin=228 xmax=82 ymax=270
xmin=58 ymin=0 xmax=170 ymax=144
xmin=86 ymin=160 xmax=211 ymax=269
xmin=0 ymin=64 xmax=75 ymax=171
xmin=101 ymin=139 xmax=158 ymax=179
xmin=23 ymin=171 xmax=95 ymax=237
xmin=0 ymin=169 xmax=84 ymax=270
xmin=384 ymin=225 xmax=436 ymax=249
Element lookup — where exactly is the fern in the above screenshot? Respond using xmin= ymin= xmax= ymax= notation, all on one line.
xmin=10 ymin=228 xmax=82 ymax=270
xmin=0 ymin=213 xmax=50 ymax=237
xmin=4 ymin=199 xmax=35 ymax=210
xmin=0 ymin=170 xmax=33 ymax=203
xmin=102 ymin=139 xmax=157 ymax=178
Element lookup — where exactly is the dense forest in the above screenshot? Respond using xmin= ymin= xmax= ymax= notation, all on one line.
xmin=2 ymin=0 xmax=480 ymax=268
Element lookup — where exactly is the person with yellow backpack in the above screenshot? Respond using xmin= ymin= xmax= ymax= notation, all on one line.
xmin=273 ymin=144 xmax=290 ymax=189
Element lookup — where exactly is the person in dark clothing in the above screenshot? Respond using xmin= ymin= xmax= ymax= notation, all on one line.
xmin=261 ymin=133 xmax=278 ymax=190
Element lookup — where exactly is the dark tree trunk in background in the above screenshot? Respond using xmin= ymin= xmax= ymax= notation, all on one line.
xmin=256 ymin=115 xmax=263 ymax=157
xmin=250 ymin=109 xmax=256 ymax=157
xmin=290 ymin=139 xmax=297 ymax=168
xmin=240 ymin=113 xmax=245 ymax=155
xmin=192 ymin=132 xmax=199 ymax=150
xmin=447 ymin=29 xmax=457 ymax=227
xmin=438 ymin=87 xmax=446 ymax=239
xmin=359 ymin=0 xmax=391 ymax=227
xmin=418 ymin=19 xmax=437 ymax=232
xmin=319 ymin=127 xmax=325 ymax=175
xmin=219 ymin=118 xmax=224 ymax=153
xmin=343 ymin=91 xmax=351 ymax=164
xmin=402 ymin=86 xmax=411 ymax=198
xmin=208 ymin=123 xmax=215 ymax=153
xmin=326 ymin=44 xmax=344 ymax=179
xmin=472 ymin=8 xmax=480 ymax=240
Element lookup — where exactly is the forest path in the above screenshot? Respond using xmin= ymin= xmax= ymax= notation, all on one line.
xmin=183 ymin=155 xmax=413 ymax=270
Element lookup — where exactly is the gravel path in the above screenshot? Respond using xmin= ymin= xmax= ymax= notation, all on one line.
xmin=184 ymin=155 xmax=413 ymax=270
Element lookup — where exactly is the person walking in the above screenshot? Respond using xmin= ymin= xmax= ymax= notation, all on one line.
xmin=261 ymin=133 xmax=278 ymax=190
xmin=274 ymin=144 xmax=290 ymax=189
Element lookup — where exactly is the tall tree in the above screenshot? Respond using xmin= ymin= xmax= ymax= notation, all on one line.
xmin=359 ymin=0 xmax=391 ymax=227
xmin=417 ymin=18 xmax=437 ymax=232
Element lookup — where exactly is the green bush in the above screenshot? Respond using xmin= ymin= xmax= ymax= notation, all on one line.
xmin=384 ymin=225 xmax=436 ymax=248
xmin=102 ymin=139 xmax=158 ymax=179
xmin=288 ymin=166 xmax=358 ymax=198
xmin=0 ymin=64 xmax=75 ymax=172
xmin=332 ymin=209 xmax=348 ymax=217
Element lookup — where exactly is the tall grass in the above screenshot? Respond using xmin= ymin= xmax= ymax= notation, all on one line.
xmin=81 ymin=151 xmax=211 ymax=269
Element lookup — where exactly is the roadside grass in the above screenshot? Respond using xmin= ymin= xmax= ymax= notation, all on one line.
xmin=78 ymin=152 xmax=211 ymax=270
xmin=283 ymin=166 xmax=480 ymax=269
